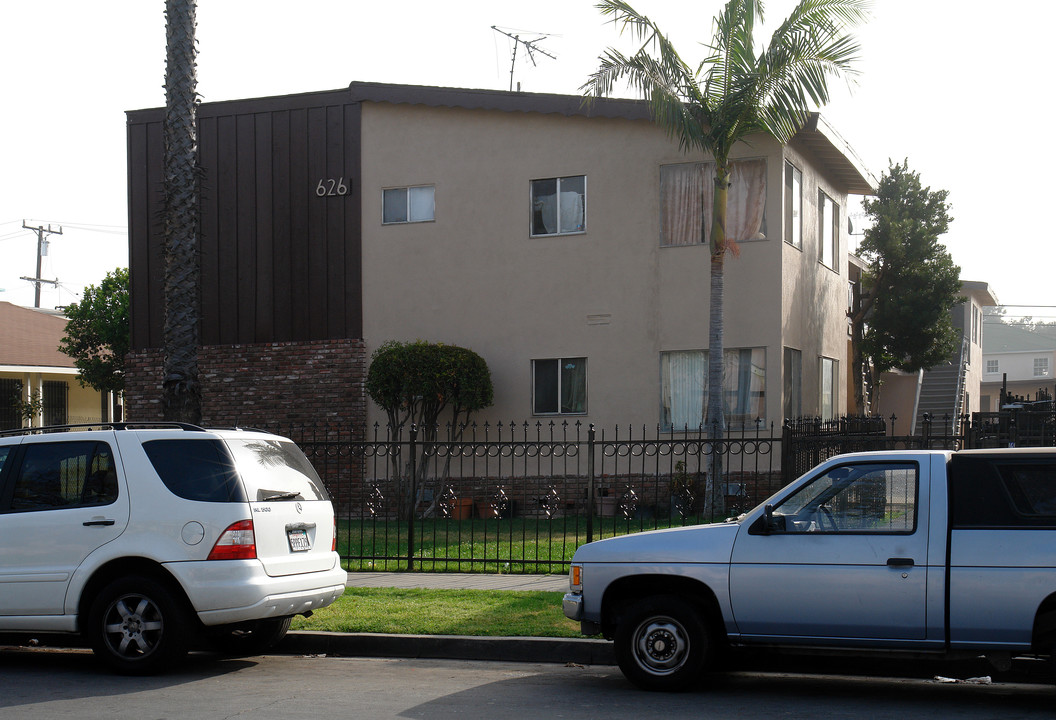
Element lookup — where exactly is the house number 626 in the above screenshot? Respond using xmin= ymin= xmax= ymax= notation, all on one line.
xmin=315 ymin=178 xmax=350 ymax=197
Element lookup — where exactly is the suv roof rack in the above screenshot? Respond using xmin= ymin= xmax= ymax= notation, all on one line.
xmin=0 ymin=421 xmax=207 ymax=438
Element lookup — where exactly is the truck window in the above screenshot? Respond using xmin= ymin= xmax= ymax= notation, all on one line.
xmin=950 ymin=456 xmax=1056 ymax=528
xmin=771 ymin=462 xmax=918 ymax=534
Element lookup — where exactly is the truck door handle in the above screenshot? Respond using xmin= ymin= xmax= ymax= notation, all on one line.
xmin=83 ymin=519 xmax=116 ymax=527
xmin=887 ymin=557 xmax=914 ymax=567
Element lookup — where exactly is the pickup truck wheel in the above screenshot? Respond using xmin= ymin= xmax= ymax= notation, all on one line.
xmin=87 ymin=575 xmax=191 ymax=675
xmin=615 ymin=595 xmax=711 ymax=691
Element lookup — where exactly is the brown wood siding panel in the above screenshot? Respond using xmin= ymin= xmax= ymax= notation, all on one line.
xmin=127 ymin=119 xmax=166 ymax=350
xmin=345 ymin=104 xmax=363 ymax=338
xmin=127 ymin=92 xmax=362 ymax=349
xmin=254 ymin=112 xmax=275 ymax=342
xmin=214 ymin=115 xmax=240 ymax=343
xmin=307 ymin=106 xmax=329 ymax=340
xmin=127 ymin=120 xmax=151 ymax=349
xmin=235 ymin=113 xmax=258 ymax=344
xmin=326 ymin=104 xmax=346 ymax=338
xmin=288 ymin=108 xmax=312 ymax=340
xmin=199 ymin=115 xmax=221 ymax=345
xmin=270 ymin=110 xmax=293 ymax=341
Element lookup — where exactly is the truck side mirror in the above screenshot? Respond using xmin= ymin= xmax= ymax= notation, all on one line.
xmin=764 ymin=504 xmax=775 ymax=534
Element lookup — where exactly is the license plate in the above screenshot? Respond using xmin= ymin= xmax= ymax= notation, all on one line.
xmin=287 ymin=528 xmax=311 ymax=552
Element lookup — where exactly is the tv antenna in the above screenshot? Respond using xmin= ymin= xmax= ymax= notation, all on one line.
xmin=491 ymin=26 xmax=557 ymax=92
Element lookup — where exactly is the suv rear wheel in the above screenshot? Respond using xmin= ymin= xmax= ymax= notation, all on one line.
xmin=87 ymin=575 xmax=191 ymax=675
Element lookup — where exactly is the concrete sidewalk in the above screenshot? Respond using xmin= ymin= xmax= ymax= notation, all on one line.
xmin=282 ymin=571 xmax=616 ymax=666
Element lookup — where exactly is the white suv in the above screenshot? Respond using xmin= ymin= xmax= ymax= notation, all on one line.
xmin=0 ymin=423 xmax=346 ymax=673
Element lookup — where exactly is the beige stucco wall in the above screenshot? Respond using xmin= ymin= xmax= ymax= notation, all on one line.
xmin=360 ymin=102 xmax=851 ymax=432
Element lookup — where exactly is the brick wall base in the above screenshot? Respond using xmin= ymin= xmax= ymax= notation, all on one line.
xmin=124 ymin=338 xmax=366 ymax=432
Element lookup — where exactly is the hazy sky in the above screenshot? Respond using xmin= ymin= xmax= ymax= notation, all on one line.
xmin=1 ymin=1 xmax=1052 ymax=320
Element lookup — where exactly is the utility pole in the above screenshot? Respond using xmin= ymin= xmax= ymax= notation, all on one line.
xmin=20 ymin=220 xmax=62 ymax=308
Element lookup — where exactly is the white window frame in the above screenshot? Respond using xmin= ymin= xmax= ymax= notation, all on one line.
xmin=820 ymin=356 xmax=839 ymax=420
xmin=659 ymin=158 xmax=768 ymax=247
xmin=1034 ymin=357 xmax=1050 ymax=377
xmin=784 ymin=347 xmax=802 ymax=420
xmin=819 ymin=191 xmax=839 ymax=270
xmin=785 ymin=161 xmax=802 ymax=249
xmin=660 ymin=348 xmax=766 ymax=431
xmin=530 ymin=175 xmax=586 ymax=237
xmin=382 ymin=185 xmax=435 ymax=225
xmin=986 ymin=359 xmax=999 ymax=374
xmin=531 ymin=357 xmax=587 ymax=415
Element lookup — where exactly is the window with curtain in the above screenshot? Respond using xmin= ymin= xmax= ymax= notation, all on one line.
xmin=819 ymin=191 xmax=839 ymax=269
xmin=783 ymin=347 xmax=802 ymax=420
xmin=532 ymin=358 xmax=587 ymax=414
xmin=531 ymin=176 xmax=585 ymax=236
xmin=660 ymin=158 xmax=766 ymax=247
xmin=383 ymin=185 xmax=435 ymax=224
xmin=660 ymin=348 xmax=766 ymax=430
xmin=820 ymin=357 xmax=838 ymax=420
xmin=784 ymin=161 xmax=802 ymax=249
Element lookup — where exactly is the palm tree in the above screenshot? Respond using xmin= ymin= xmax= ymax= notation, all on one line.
xmin=162 ymin=0 xmax=202 ymax=423
xmin=584 ymin=0 xmax=867 ymax=516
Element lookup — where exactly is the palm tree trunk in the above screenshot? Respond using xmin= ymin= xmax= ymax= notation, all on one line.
xmin=705 ymin=163 xmax=730 ymax=519
xmin=162 ymin=0 xmax=202 ymax=423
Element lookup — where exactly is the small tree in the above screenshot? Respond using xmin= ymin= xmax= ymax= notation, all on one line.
xmin=59 ymin=268 xmax=130 ymax=419
xmin=850 ymin=161 xmax=962 ymax=411
xmin=366 ymin=341 xmax=494 ymax=517
xmin=366 ymin=340 xmax=493 ymax=437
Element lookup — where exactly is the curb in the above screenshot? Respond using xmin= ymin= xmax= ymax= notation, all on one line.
xmin=280 ymin=631 xmax=616 ymax=666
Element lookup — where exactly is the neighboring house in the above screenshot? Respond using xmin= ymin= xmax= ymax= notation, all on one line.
xmin=124 ymin=82 xmax=874 ymax=434
xmin=868 ymin=281 xmax=998 ymax=433
xmin=0 ymin=301 xmax=110 ymax=430
xmin=980 ymin=323 xmax=1056 ymax=411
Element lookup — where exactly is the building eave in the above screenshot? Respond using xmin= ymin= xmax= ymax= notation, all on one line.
xmin=792 ymin=113 xmax=877 ymax=195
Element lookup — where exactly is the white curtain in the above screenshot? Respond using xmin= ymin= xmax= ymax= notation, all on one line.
xmin=661 ymin=159 xmax=765 ymax=246
xmin=661 ymin=350 xmax=707 ymax=430
xmin=727 ymin=159 xmax=767 ymax=241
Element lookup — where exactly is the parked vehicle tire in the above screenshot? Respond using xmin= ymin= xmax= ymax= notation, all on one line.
xmin=614 ymin=595 xmax=712 ymax=691
xmin=211 ymin=616 xmax=292 ymax=656
xmin=87 ymin=575 xmax=191 ymax=675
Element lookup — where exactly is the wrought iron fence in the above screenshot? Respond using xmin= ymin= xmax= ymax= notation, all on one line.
xmin=267 ymin=421 xmax=782 ymax=575
xmin=266 ymin=410 xmax=1053 ymax=575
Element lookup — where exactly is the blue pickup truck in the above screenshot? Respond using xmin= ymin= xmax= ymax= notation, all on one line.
xmin=563 ymin=449 xmax=1056 ymax=690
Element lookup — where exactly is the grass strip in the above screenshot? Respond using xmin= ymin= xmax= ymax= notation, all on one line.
xmin=291 ymin=587 xmax=583 ymax=638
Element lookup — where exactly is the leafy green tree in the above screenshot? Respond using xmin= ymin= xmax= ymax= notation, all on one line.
xmin=366 ymin=340 xmax=494 ymax=520
xmin=366 ymin=340 xmax=494 ymax=437
xmin=850 ymin=161 xmax=962 ymax=412
xmin=162 ymin=0 xmax=202 ymax=423
xmin=584 ymin=0 xmax=867 ymax=515
xmin=59 ymin=268 xmax=130 ymax=396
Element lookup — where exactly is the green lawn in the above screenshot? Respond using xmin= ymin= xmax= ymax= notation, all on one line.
xmin=337 ymin=515 xmax=708 ymax=573
xmin=291 ymin=587 xmax=585 ymax=638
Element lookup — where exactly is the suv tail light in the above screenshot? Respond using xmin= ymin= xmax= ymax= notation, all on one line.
xmin=333 ymin=517 xmax=338 ymax=552
xmin=208 ymin=519 xmax=256 ymax=560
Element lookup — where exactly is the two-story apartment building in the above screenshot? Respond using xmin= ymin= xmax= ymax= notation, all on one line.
xmin=980 ymin=322 xmax=1056 ymax=410
xmin=124 ymin=82 xmax=874 ymax=433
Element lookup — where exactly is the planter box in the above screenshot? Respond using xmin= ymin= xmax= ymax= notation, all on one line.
xmin=449 ymin=497 xmax=474 ymax=520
